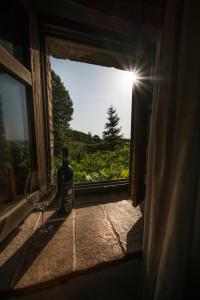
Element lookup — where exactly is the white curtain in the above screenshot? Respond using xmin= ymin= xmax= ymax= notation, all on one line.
xmin=140 ymin=0 xmax=200 ymax=299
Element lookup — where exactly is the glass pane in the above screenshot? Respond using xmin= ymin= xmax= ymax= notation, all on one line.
xmin=0 ymin=71 xmax=32 ymax=213
xmin=0 ymin=1 xmax=28 ymax=64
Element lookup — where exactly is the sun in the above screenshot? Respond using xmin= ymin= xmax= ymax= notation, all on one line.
xmin=121 ymin=69 xmax=140 ymax=89
xmin=132 ymin=70 xmax=139 ymax=83
xmin=129 ymin=70 xmax=140 ymax=85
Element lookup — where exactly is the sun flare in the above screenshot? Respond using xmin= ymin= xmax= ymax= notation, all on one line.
xmin=121 ymin=69 xmax=140 ymax=89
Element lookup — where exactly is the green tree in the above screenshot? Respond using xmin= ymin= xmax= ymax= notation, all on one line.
xmin=51 ymin=70 xmax=73 ymax=156
xmin=93 ymin=135 xmax=101 ymax=143
xmin=103 ymin=105 xmax=123 ymax=150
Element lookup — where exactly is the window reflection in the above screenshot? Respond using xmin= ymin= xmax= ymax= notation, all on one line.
xmin=0 ymin=71 xmax=32 ymax=212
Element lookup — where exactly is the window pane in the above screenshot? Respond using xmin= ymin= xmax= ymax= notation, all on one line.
xmin=0 ymin=71 xmax=32 ymax=213
xmin=0 ymin=1 xmax=28 ymax=64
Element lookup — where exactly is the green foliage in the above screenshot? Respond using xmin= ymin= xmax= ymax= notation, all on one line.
xmin=51 ymin=70 xmax=73 ymax=156
xmin=103 ymin=105 xmax=123 ymax=150
xmin=66 ymin=128 xmax=94 ymax=144
xmin=55 ymin=143 xmax=130 ymax=183
xmin=7 ymin=142 xmax=30 ymax=169
xmin=65 ymin=129 xmax=108 ymax=154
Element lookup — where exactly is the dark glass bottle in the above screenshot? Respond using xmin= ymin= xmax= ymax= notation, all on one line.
xmin=57 ymin=147 xmax=74 ymax=214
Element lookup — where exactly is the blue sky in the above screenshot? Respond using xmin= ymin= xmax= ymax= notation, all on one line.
xmin=51 ymin=57 xmax=133 ymax=138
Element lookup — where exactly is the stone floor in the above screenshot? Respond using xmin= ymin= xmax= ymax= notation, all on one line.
xmin=9 ymin=259 xmax=141 ymax=300
xmin=0 ymin=192 xmax=143 ymax=295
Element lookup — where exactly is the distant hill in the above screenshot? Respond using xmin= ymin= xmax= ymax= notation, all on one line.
xmin=67 ymin=129 xmax=94 ymax=143
xmin=65 ymin=129 xmax=130 ymax=156
xmin=67 ymin=129 xmax=130 ymax=144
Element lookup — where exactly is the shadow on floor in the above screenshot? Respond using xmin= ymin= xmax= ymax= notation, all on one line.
xmin=8 ymin=259 xmax=141 ymax=300
xmin=0 ymin=211 xmax=67 ymax=292
xmin=127 ymin=218 xmax=144 ymax=255
xmin=127 ymin=201 xmax=144 ymax=256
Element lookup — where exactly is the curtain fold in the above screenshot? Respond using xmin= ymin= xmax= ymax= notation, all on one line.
xmin=140 ymin=0 xmax=200 ymax=299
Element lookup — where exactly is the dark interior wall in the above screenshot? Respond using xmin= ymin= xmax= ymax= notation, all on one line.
xmin=29 ymin=0 xmax=146 ymax=34
xmin=72 ymin=0 xmax=165 ymax=26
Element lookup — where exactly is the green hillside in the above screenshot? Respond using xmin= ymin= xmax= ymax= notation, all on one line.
xmin=55 ymin=129 xmax=130 ymax=183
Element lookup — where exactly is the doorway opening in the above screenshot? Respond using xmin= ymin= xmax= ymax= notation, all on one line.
xmin=50 ymin=57 xmax=133 ymax=189
xmin=42 ymin=33 xmax=153 ymax=280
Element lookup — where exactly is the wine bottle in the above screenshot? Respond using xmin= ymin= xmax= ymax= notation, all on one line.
xmin=57 ymin=147 xmax=74 ymax=214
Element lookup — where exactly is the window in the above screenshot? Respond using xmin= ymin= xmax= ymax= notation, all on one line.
xmin=0 ymin=1 xmax=36 ymax=214
xmin=0 ymin=71 xmax=32 ymax=212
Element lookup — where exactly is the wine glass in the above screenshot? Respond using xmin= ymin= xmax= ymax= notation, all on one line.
xmin=24 ymin=170 xmax=52 ymax=246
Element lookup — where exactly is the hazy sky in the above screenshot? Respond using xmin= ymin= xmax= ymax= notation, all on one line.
xmin=51 ymin=57 xmax=133 ymax=138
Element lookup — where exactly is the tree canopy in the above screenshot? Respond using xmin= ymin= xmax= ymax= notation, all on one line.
xmin=103 ymin=105 xmax=123 ymax=150
xmin=51 ymin=70 xmax=73 ymax=156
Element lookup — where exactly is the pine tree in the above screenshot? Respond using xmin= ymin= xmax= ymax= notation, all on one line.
xmin=51 ymin=70 xmax=74 ymax=156
xmin=103 ymin=105 xmax=123 ymax=150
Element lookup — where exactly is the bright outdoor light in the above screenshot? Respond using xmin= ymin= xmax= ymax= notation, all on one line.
xmin=130 ymin=69 xmax=141 ymax=86
xmin=132 ymin=70 xmax=139 ymax=84
xmin=121 ymin=69 xmax=141 ymax=89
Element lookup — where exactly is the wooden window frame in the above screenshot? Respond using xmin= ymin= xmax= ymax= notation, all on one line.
xmin=130 ymin=86 xmax=150 ymax=206
xmin=0 ymin=45 xmax=32 ymax=86
xmin=0 ymin=27 xmax=39 ymax=245
xmin=0 ymin=42 xmax=38 ymax=174
xmin=0 ymin=0 xmax=49 ymax=243
xmin=129 ymin=47 xmax=156 ymax=207
xmin=0 ymin=40 xmax=37 ymax=238
xmin=0 ymin=12 xmax=37 ymax=202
